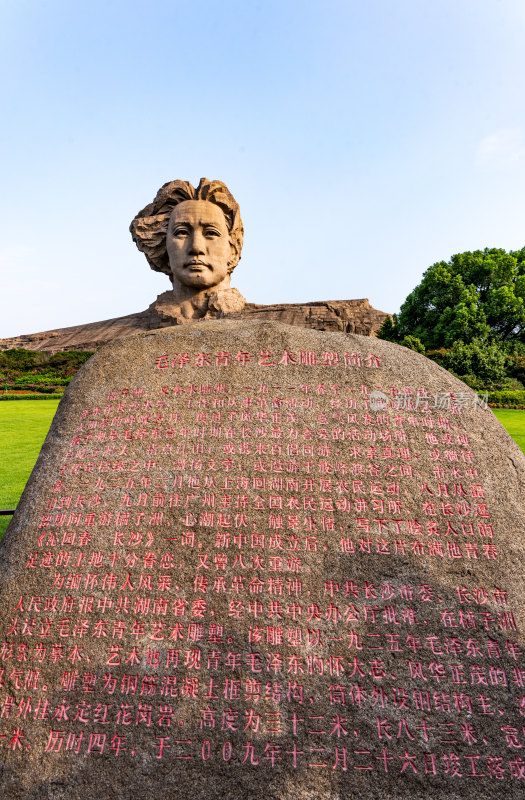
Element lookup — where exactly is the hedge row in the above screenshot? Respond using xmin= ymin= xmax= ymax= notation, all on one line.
xmin=486 ymin=390 xmax=525 ymax=406
xmin=0 ymin=393 xmax=64 ymax=401
xmin=489 ymin=404 xmax=525 ymax=409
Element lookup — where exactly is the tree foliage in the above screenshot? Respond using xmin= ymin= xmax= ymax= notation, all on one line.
xmin=400 ymin=335 xmax=425 ymax=354
xmin=378 ymin=247 xmax=525 ymax=349
xmin=437 ymin=339 xmax=509 ymax=384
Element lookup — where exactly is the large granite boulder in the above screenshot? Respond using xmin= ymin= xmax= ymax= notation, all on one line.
xmin=0 ymin=320 xmax=523 ymax=800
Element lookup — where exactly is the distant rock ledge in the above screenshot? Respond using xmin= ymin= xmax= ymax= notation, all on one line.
xmin=0 ymin=295 xmax=390 ymax=354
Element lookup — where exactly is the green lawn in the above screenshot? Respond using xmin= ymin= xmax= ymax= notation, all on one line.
xmin=0 ymin=398 xmax=60 ymax=537
xmin=493 ymin=408 xmax=525 ymax=456
xmin=0 ymin=400 xmax=524 ymax=540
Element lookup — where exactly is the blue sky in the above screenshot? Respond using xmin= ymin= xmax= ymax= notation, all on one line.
xmin=1 ymin=0 xmax=525 ymax=338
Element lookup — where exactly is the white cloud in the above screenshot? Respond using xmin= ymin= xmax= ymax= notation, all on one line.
xmin=476 ymin=128 xmax=525 ymax=168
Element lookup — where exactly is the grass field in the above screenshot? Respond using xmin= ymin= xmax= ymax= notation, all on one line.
xmin=493 ymin=409 xmax=525 ymax=456
xmin=0 ymin=400 xmax=524 ymax=539
xmin=0 ymin=398 xmax=60 ymax=538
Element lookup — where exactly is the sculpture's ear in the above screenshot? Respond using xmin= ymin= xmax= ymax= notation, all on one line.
xmin=227 ymin=238 xmax=240 ymax=273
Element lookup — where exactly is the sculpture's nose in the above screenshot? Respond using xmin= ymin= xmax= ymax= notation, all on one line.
xmin=189 ymin=229 xmax=206 ymax=254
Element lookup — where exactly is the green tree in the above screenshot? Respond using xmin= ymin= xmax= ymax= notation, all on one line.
xmin=400 ymin=335 xmax=425 ymax=354
xmin=378 ymin=248 xmax=525 ymax=349
xmin=438 ymin=339 xmax=509 ymax=384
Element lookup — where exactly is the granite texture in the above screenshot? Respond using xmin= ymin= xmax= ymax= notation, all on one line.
xmin=0 ymin=321 xmax=523 ymax=800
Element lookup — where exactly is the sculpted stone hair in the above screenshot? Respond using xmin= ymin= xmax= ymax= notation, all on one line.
xmin=130 ymin=178 xmax=244 ymax=281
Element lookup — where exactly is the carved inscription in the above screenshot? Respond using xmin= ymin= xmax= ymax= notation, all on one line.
xmin=0 ymin=330 xmax=524 ymax=793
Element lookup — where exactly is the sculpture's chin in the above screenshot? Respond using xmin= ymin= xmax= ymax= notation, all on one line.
xmin=180 ymin=276 xmax=214 ymax=289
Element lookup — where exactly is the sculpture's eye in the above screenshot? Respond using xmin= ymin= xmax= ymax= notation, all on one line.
xmin=204 ymin=227 xmax=221 ymax=238
xmin=172 ymin=226 xmax=189 ymax=237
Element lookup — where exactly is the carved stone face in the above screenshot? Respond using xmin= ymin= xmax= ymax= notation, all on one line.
xmin=166 ymin=200 xmax=234 ymax=291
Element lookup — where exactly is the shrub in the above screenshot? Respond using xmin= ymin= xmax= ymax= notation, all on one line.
xmin=0 ymin=348 xmax=95 ymax=390
xmin=438 ymin=339 xmax=509 ymax=384
xmin=400 ymin=335 xmax=426 ymax=354
xmin=486 ymin=390 xmax=525 ymax=406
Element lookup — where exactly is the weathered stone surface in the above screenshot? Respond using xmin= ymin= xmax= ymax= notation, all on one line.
xmin=0 ymin=297 xmax=389 ymax=354
xmin=1 ymin=320 xmax=523 ymax=800
xmin=237 ymin=298 xmax=389 ymax=335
